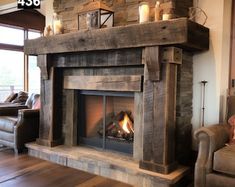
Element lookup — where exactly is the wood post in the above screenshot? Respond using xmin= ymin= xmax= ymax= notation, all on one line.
xmin=36 ymin=55 xmax=63 ymax=147
xmin=140 ymin=46 xmax=180 ymax=174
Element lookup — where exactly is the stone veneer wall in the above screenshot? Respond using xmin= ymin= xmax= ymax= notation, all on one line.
xmin=53 ymin=0 xmax=193 ymax=33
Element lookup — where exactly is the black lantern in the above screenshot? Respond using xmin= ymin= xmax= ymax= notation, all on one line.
xmin=78 ymin=0 xmax=114 ymax=30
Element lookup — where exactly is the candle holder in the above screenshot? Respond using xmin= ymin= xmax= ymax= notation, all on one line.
xmin=78 ymin=0 xmax=114 ymax=30
xmin=139 ymin=2 xmax=150 ymax=23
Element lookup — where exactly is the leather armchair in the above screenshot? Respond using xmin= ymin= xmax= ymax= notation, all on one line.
xmin=0 ymin=96 xmax=39 ymax=153
xmin=194 ymin=96 xmax=235 ymax=187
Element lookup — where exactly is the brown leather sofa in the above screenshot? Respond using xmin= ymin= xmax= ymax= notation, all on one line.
xmin=194 ymin=96 xmax=235 ymax=187
xmin=0 ymin=94 xmax=40 ymax=153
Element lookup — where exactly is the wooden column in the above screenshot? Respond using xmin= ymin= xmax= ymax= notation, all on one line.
xmin=36 ymin=55 xmax=63 ymax=147
xmin=139 ymin=46 xmax=181 ymax=174
xmin=64 ymin=89 xmax=78 ymax=146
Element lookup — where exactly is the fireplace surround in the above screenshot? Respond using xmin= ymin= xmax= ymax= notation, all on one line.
xmin=25 ymin=18 xmax=209 ymax=186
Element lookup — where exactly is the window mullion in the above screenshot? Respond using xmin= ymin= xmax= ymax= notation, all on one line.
xmin=24 ymin=29 xmax=28 ymax=92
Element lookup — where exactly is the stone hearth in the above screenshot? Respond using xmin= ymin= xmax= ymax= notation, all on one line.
xmin=25 ymin=18 xmax=209 ymax=186
xmin=27 ymin=143 xmax=189 ymax=187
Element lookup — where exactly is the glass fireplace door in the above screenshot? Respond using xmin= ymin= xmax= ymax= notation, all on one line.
xmin=78 ymin=91 xmax=134 ymax=154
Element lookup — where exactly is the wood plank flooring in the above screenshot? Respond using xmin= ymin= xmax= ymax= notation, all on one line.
xmin=0 ymin=149 xmax=132 ymax=187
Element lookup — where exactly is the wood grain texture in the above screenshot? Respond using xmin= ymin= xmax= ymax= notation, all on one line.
xmin=37 ymin=55 xmax=52 ymax=80
xmin=161 ymin=47 xmax=182 ymax=64
xmin=187 ymin=20 xmax=209 ymax=51
xmin=0 ymin=150 xmax=132 ymax=187
xmin=24 ymin=18 xmax=209 ymax=55
xmin=37 ymin=67 xmax=63 ymax=147
xmin=38 ymin=67 xmax=54 ymax=142
xmin=53 ymin=48 xmax=142 ymax=68
xmin=142 ymin=46 xmax=160 ymax=81
xmin=64 ymin=75 xmax=143 ymax=92
xmin=63 ymin=90 xmax=78 ymax=146
xmin=140 ymin=63 xmax=178 ymax=174
xmin=133 ymin=92 xmax=143 ymax=160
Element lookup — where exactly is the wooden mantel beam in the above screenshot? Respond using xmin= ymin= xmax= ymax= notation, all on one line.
xmin=24 ymin=18 xmax=209 ymax=55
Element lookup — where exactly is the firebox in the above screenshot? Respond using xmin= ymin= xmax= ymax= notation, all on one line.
xmin=78 ymin=91 xmax=134 ymax=154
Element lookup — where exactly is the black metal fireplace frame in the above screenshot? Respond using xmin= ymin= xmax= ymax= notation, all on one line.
xmin=78 ymin=90 xmax=134 ymax=154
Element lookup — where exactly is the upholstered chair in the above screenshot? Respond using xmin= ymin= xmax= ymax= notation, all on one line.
xmin=0 ymin=94 xmax=40 ymax=153
xmin=194 ymin=96 xmax=235 ymax=187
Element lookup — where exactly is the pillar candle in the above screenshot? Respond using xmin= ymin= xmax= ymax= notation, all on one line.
xmin=53 ymin=20 xmax=62 ymax=35
xmin=162 ymin=13 xmax=171 ymax=21
xmin=155 ymin=1 xmax=161 ymax=21
xmin=139 ymin=2 xmax=150 ymax=23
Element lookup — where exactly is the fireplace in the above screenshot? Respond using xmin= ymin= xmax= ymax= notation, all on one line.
xmin=25 ymin=18 xmax=209 ymax=186
xmin=78 ymin=91 xmax=134 ymax=154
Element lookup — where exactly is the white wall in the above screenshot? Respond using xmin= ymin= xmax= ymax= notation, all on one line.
xmin=192 ymin=0 xmax=232 ymax=149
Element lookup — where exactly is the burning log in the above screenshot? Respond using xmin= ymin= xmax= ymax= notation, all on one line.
xmin=97 ymin=111 xmax=134 ymax=142
xmin=117 ymin=111 xmax=134 ymax=134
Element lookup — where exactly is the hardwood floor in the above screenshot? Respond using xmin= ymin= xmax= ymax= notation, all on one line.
xmin=0 ymin=149 xmax=132 ymax=187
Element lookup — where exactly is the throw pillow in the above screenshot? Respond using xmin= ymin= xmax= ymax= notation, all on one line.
xmin=11 ymin=91 xmax=28 ymax=105
xmin=4 ymin=92 xmax=18 ymax=103
xmin=32 ymin=97 xmax=40 ymax=109
xmin=228 ymin=114 xmax=235 ymax=144
xmin=25 ymin=93 xmax=40 ymax=108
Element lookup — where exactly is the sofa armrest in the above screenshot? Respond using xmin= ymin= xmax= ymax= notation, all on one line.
xmin=18 ymin=109 xmax=39 ymax=118
xmin=194 ymin=124 xmax=230 ymax=187
xmin=0 ymin=105 xmax=28 ymax=116
xmin=14 ymin=109 xmax=40 ymax=150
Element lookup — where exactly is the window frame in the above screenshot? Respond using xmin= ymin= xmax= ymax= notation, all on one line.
xmin=0 ymin=23 xmax=41 ymax=92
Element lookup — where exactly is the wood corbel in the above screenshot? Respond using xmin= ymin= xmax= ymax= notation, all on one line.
xmin=142 ymin=46 xmax=160 ymax=82
xmin=37 ymin=55 xmax=53 ymax=80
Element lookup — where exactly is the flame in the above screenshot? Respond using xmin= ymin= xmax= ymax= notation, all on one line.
xmin=119 ymin=113 xmax=134 ymax=134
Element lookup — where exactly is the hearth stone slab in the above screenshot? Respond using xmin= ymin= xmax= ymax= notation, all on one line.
xmin=26 ymin=143 xmax=189 ymax=187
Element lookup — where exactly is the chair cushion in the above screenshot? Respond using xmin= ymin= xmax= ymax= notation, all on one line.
xmin=0 ymin=116 xmax=18 ymax=133
xmin=214 ymin=144 xmax=235 ymax=176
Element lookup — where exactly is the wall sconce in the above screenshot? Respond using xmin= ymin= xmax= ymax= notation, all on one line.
xmin=78 ymin=0 xmax=114 ymax=30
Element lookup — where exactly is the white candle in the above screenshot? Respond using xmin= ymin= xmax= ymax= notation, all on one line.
xmin=139 ymin=2 xmax=150 ymax=23
xmin=53 ymin=20 xmax=62 ymax=35
xmin=162 ymin=13 xmax=171 ymax=21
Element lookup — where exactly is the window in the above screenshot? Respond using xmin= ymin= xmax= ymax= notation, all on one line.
xmin=28 ymin=56 xmax=40 ymax=94
xmin=0 ymin=26 xmax=24 ymax=46
xmin=0 ymin=50 xmax=24 ymax=101
xmin=0 ymin=25 xmax=41 ymax=101
xmin=28 ymin=30 xmax=41 ymax=39
xmin=28 ymin=30 xmax=41 ymax=94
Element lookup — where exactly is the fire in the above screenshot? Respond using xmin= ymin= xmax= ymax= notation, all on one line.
xmin=119 ymin=113 xmax=134 ymax=134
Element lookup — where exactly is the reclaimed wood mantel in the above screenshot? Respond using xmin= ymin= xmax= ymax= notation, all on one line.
xmin=24 ymin=17 xmax=209 ymax=178
xmin=24 ymin=18 xmax=209 ymax=55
